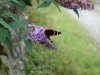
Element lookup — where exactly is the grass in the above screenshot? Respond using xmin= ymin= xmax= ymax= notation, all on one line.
xmin=24 ymin=4 xmax=100 ymax=75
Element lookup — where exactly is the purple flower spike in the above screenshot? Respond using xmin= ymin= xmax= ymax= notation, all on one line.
xmin=27 ymin=24 xmax=57 ymax=50
xmin=54 ymin=0 xmax=94 ymax=10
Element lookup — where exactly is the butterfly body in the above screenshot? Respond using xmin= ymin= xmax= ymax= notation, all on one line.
xmin=44 ymin=29 xmax=61 ymax=43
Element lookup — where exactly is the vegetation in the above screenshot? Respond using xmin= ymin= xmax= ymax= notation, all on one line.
xmin=24 ymin=4 xmax=100 ymax=75
xmin=0 ymin=0 xmax=99 ymax=75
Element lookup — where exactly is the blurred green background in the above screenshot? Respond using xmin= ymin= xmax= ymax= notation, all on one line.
xmin=24 ymin=2 xmax=100 ymax=75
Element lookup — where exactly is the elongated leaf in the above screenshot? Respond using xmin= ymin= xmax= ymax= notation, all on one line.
xmin=0 ymin=18 xmax=17 ymax=35
xmin=12 ymin=0 xmax=26 ymax=11
xmin=37 ymin=1 xmax=51 ymax=8
xmin=2 ymin=34 xmax=13 ymax=57
xmin=12 ymin=0 xmax=22 ymax=6
xmin=24 ymin=39 xmax=32 ymax=52
xmin=53 ymin=3 xmax=61 ymax=12
xmin=23 ymin=0 xmax=32 ymax=6
xmin=0 ymin=28 xmax=8 ymax=41
xmin=0 ymin=23 xmax=5 ymax=28
xmin=9 ymin=21 xmax=24 ymax=29
xmin=73 ymin=8 xmax=79 ymax=18
xmin=8 ymin=12 xmax=25 ymax=29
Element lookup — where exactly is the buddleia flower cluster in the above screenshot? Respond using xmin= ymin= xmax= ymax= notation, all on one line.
xmin=27 ymin=24 xmax=57 ymax=50
xmin=54 ymin=0 xmax=94 ymax=10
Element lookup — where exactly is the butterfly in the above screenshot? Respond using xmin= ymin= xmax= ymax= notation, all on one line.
xmin=44 ymin=29 xmax=61 ymax=43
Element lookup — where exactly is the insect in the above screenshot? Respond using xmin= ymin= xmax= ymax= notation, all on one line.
xmin=44 ymin=29 xmax=61 ymax=43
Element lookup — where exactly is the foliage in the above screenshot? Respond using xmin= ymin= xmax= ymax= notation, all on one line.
xmin=24 ymin=4 xmax=100 ymax=75
xmin=24 ymin=39 xmax=32 ymax=52
xmin=0 ymin=0 xmax=94 ymax=56
xmin=36 ymin=0 xmax=94 ymax=17
xmin=0 ymin=0 xmax=27 ymax=55
xmin=0 ymin=0 xmax=96 ymax=75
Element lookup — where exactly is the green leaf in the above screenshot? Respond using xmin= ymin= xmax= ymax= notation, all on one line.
xmin=37 ymin=1 xmax=51 ymax=8
xmin=24 ymin=39 xmax=32 ymax=52
xmin=23 ymin=0 xmax=32 ymax=6
xmin=0 ymin=28 xmax=8 ymax=41
xmin=12 ymin=0 xmax=26 ymax=11
xmin=9 ymin=21 xmax=24 ymax=29
xmin=8 ymin=12 xmax=25 ymax=29
xmin=12 ymin=0 xmax=22 ymax=6
xmin=2 ymin=33 xmax=13 ymax=57
xmin=73 ymin=8 xmax=79 ymax=18
xmin=0 ymin=18 xmax=17 ymax=35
